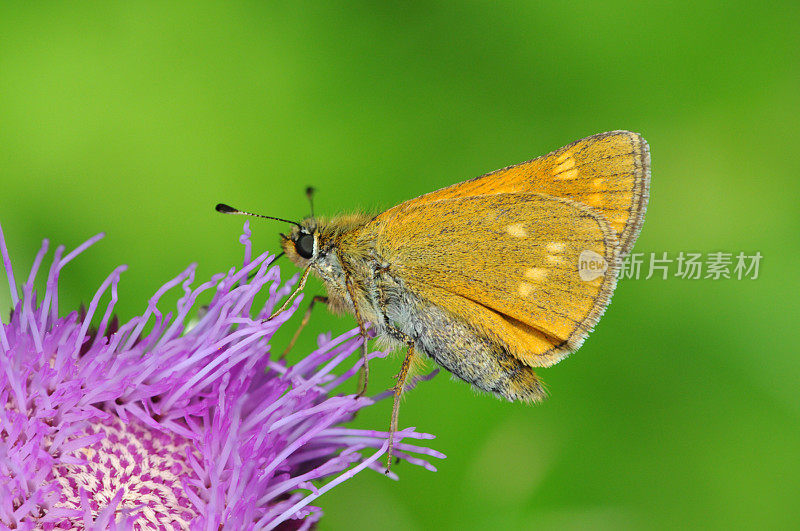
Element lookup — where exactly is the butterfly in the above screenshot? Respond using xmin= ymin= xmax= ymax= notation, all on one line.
xmin=218 ymin=130 xmax=650 ymax=470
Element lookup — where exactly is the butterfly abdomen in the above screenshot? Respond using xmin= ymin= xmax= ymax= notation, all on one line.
xmin=383 ymin=282 xmax=547 ymax=403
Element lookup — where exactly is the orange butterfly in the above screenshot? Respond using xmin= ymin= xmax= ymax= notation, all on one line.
xmin=218 ymin=130 xmax=650 ymax=470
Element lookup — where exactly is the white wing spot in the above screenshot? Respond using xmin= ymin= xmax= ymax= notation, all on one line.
xmin=553 ymin=157 xmax=576 ymax=174
xmin=554 ymin=168 xmax=580 ymax=180
xmin=555 ymin=151 xmax=573 ymax=163
xmin=518 ymin=282 xmax=534 ymax=297
xmin=546 ymin=242 xmax=565 ymax=253
xmin=506 ymin=223 xmax=527 ymax=238
xmin=524 ymin=268 xmax=548 ymax=282
xmin=553 ymin=152 xmax=578 ymax=178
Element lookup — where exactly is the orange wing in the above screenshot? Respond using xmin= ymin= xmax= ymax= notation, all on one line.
xmin=365 ymin=193 xmax=619 ymax=367
xmin=390 ymin=131 xmax=649 ymax=257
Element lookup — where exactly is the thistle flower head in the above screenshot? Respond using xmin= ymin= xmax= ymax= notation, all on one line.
xmin=0 ymin=222 xmax=443 ymax=529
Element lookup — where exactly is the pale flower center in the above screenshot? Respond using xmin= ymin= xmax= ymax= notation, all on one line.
xmin=51 ymin=416 xmax=200 ymax=529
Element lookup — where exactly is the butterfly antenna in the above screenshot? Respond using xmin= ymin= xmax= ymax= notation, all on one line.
xmin=305 ymin=187 xmax=316 ymax=219
xmin=215 ymin=203 xmax=302 ymax=229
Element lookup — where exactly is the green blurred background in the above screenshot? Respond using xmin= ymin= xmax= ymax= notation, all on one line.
xmin=1 ymin=2 xmax=798 ymax=529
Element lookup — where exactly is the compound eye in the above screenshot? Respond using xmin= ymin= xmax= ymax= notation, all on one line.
xmin=295 ymin=233 xmax=314 ymax=259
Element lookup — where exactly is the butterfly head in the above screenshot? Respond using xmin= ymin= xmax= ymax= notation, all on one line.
xmin=280 ymin=219 xmax=320 ymax=267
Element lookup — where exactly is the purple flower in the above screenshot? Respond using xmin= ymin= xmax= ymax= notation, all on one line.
xmin=0 ymin=221 xmax=443 ymax=530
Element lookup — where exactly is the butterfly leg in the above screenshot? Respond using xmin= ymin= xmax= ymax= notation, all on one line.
xmin=345 ymin=277 xmax=370 ymax=397
xmin=280 ymin=295 xmax=329 ymax=359
xmin=387 ymin=333 xmax=416 ymax=475
xmin=372 ymin=269 xmax=421 ymax=472
xmin=269 ymin=266 xmax=312 ymax=320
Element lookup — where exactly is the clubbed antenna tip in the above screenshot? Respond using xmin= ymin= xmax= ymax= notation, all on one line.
xmin=216 ymin=203 xmax=238 ymax=214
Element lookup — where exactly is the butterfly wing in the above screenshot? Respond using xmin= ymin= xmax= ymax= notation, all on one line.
xmin=366 ymin=192 xmax=620 ymax=367
xmin=390 ymin=130 xmax=649 ymax=257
